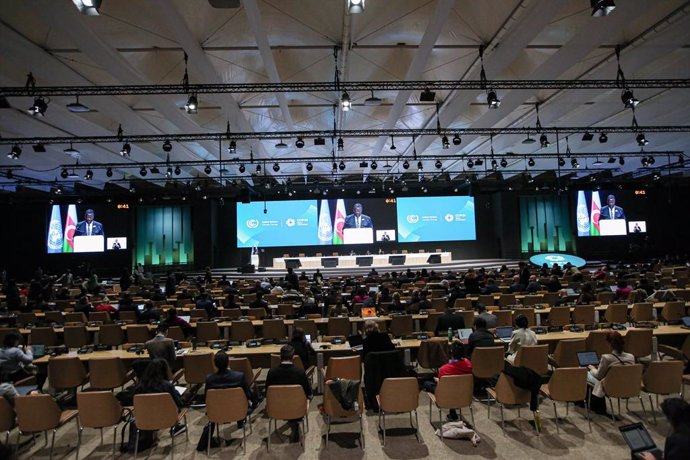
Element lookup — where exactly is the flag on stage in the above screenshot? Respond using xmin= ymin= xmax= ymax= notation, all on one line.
xmin=333 ymin=199 xmax=346 ymax=245
xmin=317 ymin=199 xmax=333 ymax=244
xmin=63 ymin=204 xmax=77 ymax=253
xmin=576 ymin=191 xmax=590 ymax=236
xmin=590 ymin=191 xmax=601 ymax=236
xmin=47 ymin=205 xmax=63 ymax=253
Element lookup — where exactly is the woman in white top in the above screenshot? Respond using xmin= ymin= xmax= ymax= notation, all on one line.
xmin=587 ymin=331 xmax=635 ymax=398
xmin=505 ymin=314 xmax=538 ymax=364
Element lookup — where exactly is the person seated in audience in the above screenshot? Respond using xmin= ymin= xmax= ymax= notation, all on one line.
xmin=476 ymin=303 xmax=497 ymax=328
xmin=133 ymin=359 xmax=185 ymax=435
xmin=313 ymin=269 xmax=323 ymax=283
xmin=577 ymin=282 xmax=596 ymax=304
xmin=483 ymin=278 xmax=501 ymax=294
xmin=545 ymin=275 xmax=562 ymax=293
xmin=145 ymin=323 xmax=177 ymax=370
xmin=139 ymin=301 xmax=161 ymax=323
xmin=224 ymin=293 xmax=240 ymax=310
xmin=249 ymin=291 xmax=269 ymax=310
xmin=638 ymin=398 xmax=690 ymax=460
xmin=289 ymin=327 xmax=314 ymax=367
xmin=405 ymin=289 xmax=421 ymax=312
xmin=328 ymin=299 xmax=350 ymax=317
xmin=74 ymin=296 xmax=96 ymax=315
xmin=414 ymin=290 xmax=433 ymax=312
xmin=525 ymin=275 xmax=541 ymax=293
xmin=195 ymin=292 xmax=218 ymax=318
xmin=270 ymin=283 xmax=284 ymax=295
xmin=614 ymin=279 xmax=632 ymax=302
xmin=149 ymin=284 xmax=167 ymax=302
xmin=165 ymin=308 xmax=192 ymax=337
xmin=508 ymin=275 xmax=525 ymax=293
xmin=378 ymin=286 xmax=392 ymax=304
xmin=30 ymin=294 xmax=51 ymax=312
xmin=550 ymin=263 xmax=564 ymax=277
xmin=538 ymin=263 xmax=550 ymax=277
xmin=56 ymin=269 xmax=74 ymax=287
xmin=505 ymin=314 xmax=537 ymax=364
xmin=0 ymin=381 xmax=19 ymax=403
xmin=217 ymin=274 xmax=230 ymax=287
xmin=95 ymin=297 xmax=118 ymax=319
xmin=297 ymin=290 xmax=319 ymax=317
xmin=298 ymin=271 xmax=308 ymax=282
xmin=363 ymin=291 xmax=378 ymax=308
xmin=389 ymin=292 xmax=405 ymax=313
xmin=351 ymin=288 xmax=369 ymax=305
xmin=467 ymin=317 xmax=495 ymax=357
xmin=435 ymin=305 xmax=466 ymax=337
xmin=628 ymin=288 xmax=648 ymax=304
xmin=463 ymin=270 xmax=481 ymax=295
xmin=587 ymin=331 xmax=634 ymax=414
xmin=265 ymin=345 xmax=312 ymax=442
xmin=422 ymin=341 xmax=473 ymax=421
xmin=84 ymin=272 xmax=100 ymax=295
xmin=177 ymin=289 xmax=191 ymax=301
xmin=361 ymin=320 xmax=395 ymax=360
xmin=282 ymin=284 xmax=302 ymax=302
xmin=0 ymin=333 xmax=44 ymax=390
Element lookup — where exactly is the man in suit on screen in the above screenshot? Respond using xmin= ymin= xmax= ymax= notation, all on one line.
xmin=74 ymin=209 xmax=104 ymax=236
xmin=600 ymin=194 xmax=625 ymax=220
xmin=343 ymin=203 xmax=373 ymax=229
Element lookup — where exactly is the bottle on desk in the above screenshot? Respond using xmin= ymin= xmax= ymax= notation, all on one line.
xmin=448 ymin=327 xmax=453 ymax=343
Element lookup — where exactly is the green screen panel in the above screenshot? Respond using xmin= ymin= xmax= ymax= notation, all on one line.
xmin=135 ymin=206 xmax=193 ymax=266
xmin=519 ymin=195 xmax=573 ymax=254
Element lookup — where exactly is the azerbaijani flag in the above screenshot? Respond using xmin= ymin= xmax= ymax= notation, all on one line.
xmin=317 ymin=199 xmax=333 ymax=244
xmin=332 ymin=199 xmax=346 ymax=245
xmin=62 ymin=204 xmax=77 ymax=253
xmin=47 ymin=205 xmax=63 ymax=253
xmin=576 ymin=191 xmax=590 ymax=236
xmin=590 ymin=191 xmax=601 ymax=236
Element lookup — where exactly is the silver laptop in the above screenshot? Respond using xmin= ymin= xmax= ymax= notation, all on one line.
xmin=495 ymin=326 xmax=513 ymax=342
xmin=456 ymin=328 xmax=473 ymax=340
xmin=179 ymin=315 xmax=191 ymax=323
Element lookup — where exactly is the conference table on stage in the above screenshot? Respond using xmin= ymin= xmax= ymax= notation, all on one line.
xmin=272 ymin=251 xmax=452 ymax=269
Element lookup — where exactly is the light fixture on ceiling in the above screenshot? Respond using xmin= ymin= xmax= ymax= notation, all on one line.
xmin=255 ymin=164 xmax=261 ymax=173
xmin=64 ymin=143 xmax=80 ymax=157
xmin=32 ymin=143 xmax=46 ymax=153
xmin=571 ymin=158 xmax=579 ymax=168
xmin=522 ymin=133 xmax=536 ymax=144
xmin=558 ymin=157 xmax=566 ymax=167
xmin=7 ymin=145 xmax=21 ymax=160
xmin=452 ymin=134 xmax=461 ymax=146
xmin=313 ymin=137 xmax=325 ymax=146
xmin=227 ymin=140 xmax=236 ymax=153
xmin=486 ymin=90 xmax=501 ymax=109
xmin=60 ymin=168 xmax=69 ymax=179
xmin=607 ymin=156 xmax=616 ymax=163
xmin=435 ymin=159 xmax=443 ymax=169
xmin=599 ymin=132 xmax=608 ymax=143
xmin=185 ymin=94 xmax=198 ymax=114
xmin=272 ymin=162 xmax=280 ymax=172
xmin=84 ymin=169 xmax=93 ymax=180
xmin=582 ymin=132 xmax=594 ymax=141
xmin=678 ymin=155 xmax=685 ymax=166
xmin=441 ymin=136 xmax=449 ymax=149
xmin=539 ymin=133 xmax=550 ymax=148
xmin=72 ymin=0 xmax=102 ymax=15
xmin=500 ymin=158 xmax=508 ymax=168
xmin=619 ymin=156 xmax=625 ymax=165
xmin=275 ymin=139 xmax=288 ymax=149
xmin=491 ymin=159 xmax=498 ymax=171
xmin=341 ymin=91 xmax=351 ymax=111
xmin=238 ymin=164 xmax=245 ymax=173
xmin=641 ymin=157 xmax=648 ymax=167
xmin=120 ymin=142 xmax=131 ymax=157
xmin=139 ymin=166 xmax=147 ymax=177
xmin=467 ymin=159 xmax=474 ymax=168
xmin=162 ymin=140 xmax=172 ymax=152
xmin=636 ymin=133 xmax=649 ymax=146
xmin=419 ymin=88 xmax=435 ymax=102
xmin=593 ymin=157 xmax=603 ymax=166
xmin=339 ymin=160 xmax=346 ymax=171
xmin=647 ymin=156 xmax=655 ymax=165
xmin=364 ymin=90 xmax=382 ymax=106
xmin=370 ymin=160 xmax=378 ymax=170
xmin=337 ymin=137 xmax=344 ymax=151
xmin=175 ymin=165 xmax=182 ymax=175
xmin=332 ymin=162 xmax=337 ymax=172
xmin=348 ymin=0 xmax=365 ymax=14
xmin=621 ymin=89 xmax=639 ymax=108
xmin=106 ymin=167 xmax=113 ymax=178
xmin=204 ymin=164 xmax=213 ymax=174
xmin=66 ymin=95 xmax=90 ymax=113
xmin=295 ymin=137 xmax=305 ymax=148
xmin=390 ymin=136 xmax=397 ymax=150
xmin=305 ymin=162 xmax=313 ymax=171
xmin=528 ymin=158 xmax=535 ymax=167
xmin=417 ymin=161 xmax=423 ymax=170
xmin=28 ymin=96 xmax=48 ymax=116
xmin=591 ymin=0 xmax=615 ymax=17
xmin=402 ymin=160 xmax=410 ymax=169
xmin=166 ymin=167 xmax=173 ymax=178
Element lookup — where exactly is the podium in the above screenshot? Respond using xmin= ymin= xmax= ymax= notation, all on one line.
xmin=321 ymin=257 xmax=339 ymax=268
xmin=389 ymin=255 xmax=406 ymax=265
xmin=285 ymin=259 xmax=302 ymax=269
xmin=600 ymin=219 xmax=627 ymax=236
xmin=427 ymin=254 xmax=442 ymax=264
xmin=74 ymin=235 xmax=104 ymax=253
xmin=343 ymin=228 xmax=373 ymax=244
xmin=356 ymin=256 xmax=373 ymax=267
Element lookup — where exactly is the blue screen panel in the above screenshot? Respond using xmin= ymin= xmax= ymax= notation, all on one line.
xmin=396 ymin=196 xmax=476 ymax=242
xmin=236 ymin=200 xmax=319 ymax=248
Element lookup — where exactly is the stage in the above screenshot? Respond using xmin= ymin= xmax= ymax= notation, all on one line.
xmin=272 ymin=251 xmax=452 ymax=269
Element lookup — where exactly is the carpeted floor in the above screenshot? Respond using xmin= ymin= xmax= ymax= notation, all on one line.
xmin=12 ymin=384 xmax=674 ymax=460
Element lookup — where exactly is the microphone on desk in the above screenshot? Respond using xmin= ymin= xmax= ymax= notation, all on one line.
xmin=191 ymin=336 xmax=197 ymax=350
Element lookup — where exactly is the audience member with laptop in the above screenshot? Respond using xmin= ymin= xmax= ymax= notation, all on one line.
xmin=586 ymin=331 xmax=634 ymax=415
xmin=622 ymin=398 xmax=690 ymax=460
xmin=422 ymin=341 xmax=473 ymax=422
xmin=0 ymin=332 xmax=44 ymax=392
xmin=361 ymin=319 xmax=395 ymax=360
xmin=505 ymin=314 xmax=537 ymax=364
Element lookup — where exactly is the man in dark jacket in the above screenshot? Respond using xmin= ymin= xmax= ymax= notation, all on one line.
xmin=467 ymin=317 xmax=496 ymax=357
xmin=265 ymin=345 xmax=312 ymax=442
xmin=435 ymin=306 xmax=466 ymax=337
xmin=205 ymin=350 xmax=254 ymax=402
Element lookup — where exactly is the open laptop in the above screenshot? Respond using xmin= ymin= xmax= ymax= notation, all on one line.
xmin=681 ymin=316 xmax=690 ymax=330
xmin=456 ymin=328 xmax=473 ymax=340
xmin=576 ymin=351 xmax=600 ymax=367
xmin=347 ymin=334 xmax=364 ymax=352
xmin=179 ymin=315 xmax=191 ymax=324
xmin=137 ymin=304 xmax=146 ymax=313
xmin=30 ymin=344 xmax=46 ymax=358
xmin=495 ymin=326 xmax=513 ymax=342
xmin=619 ymin=423 xmax=663 ymax=460
xmin=361 ymin=307 xmax=377 ymax=318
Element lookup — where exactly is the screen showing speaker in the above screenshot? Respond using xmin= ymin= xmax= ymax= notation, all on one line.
xmin=236 ymin=196 xmax=476 ymax=248
xmin=575 ymin=190 xmax=649 ymax=237
xmin=46 ymin=204 xmax=130 ymax=254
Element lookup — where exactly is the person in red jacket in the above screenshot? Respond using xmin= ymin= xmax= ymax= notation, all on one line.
xmin=423 ymin=341 xmax=473 ymax=421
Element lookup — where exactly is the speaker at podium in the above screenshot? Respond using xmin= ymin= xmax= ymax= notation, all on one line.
xmin=343 ymin=228 xmax=373 ymax=244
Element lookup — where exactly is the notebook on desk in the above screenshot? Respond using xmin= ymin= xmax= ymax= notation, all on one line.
xmin=619 ymin=423 xmax=663 ymax=460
